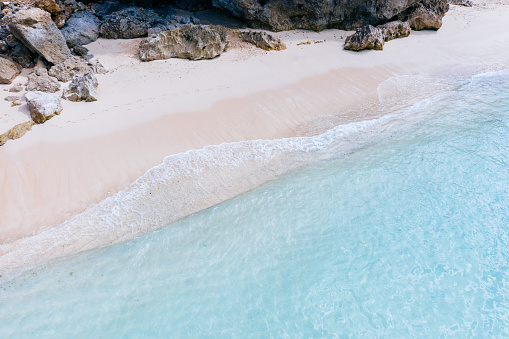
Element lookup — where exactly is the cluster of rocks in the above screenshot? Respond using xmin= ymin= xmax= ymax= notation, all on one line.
xmin=344 ymin=0 xmax=450 ymax=51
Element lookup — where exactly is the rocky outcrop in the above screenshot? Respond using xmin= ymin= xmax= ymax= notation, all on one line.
xmin=379 ymin=20 xmax=411 ymax=42
xmin=344 ymin=25 xmax=384 ymax=51
xmin=62 ymin=71 xmax=98 ymax=102
xmin=139 ymin=24 xmax=229 ymax=61
xmin=448 ymin=0 xmax=472 ymax=6
xmin=48 ymin=55 xmax=106 ymax=82
xmin=61 ymin=11 xmax=100 ymax=47
xmin=5 ymin=8 xmax=72 ymax=64
xmin=344 ymin=20 xmax=411 ymax=51
xmin=238 ymin=30 xmax=286 ymax=51
xmin=100 ymin=7 xmax=166 ymax=39
xmin=211 ymin=0 xmax=421 ymax=31
xmin=25 ymin=91 xmax=63 ymax=124
xmin=26 ymin=62 xmax=61 ymax=93
xmin=0 ymin=121 xmax=35 ymax=146
xmin=0 ymin=57 xmax=22 ymax=84
xmin=399 ymin=0 xmax=450 ymax=30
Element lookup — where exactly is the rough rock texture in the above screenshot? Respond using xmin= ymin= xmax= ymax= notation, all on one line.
xmin=0 ymin=121 xmax=35 ymax=146
xmin=61 ymin=11 xmax=100 ymax=47
xmin=211 ymin=0 xmax=421 ymax=31
xmin=238 ymin=30 xmax=286 ymax=51
xmin=5 ymin=8 xmax=72 ymax=64
xmin=174 ymin=0 xmax=212 ymax=11
xmin=344 ymin=25 xmax=384 ymax=51
xmin=100 ymin=7 xmax=166 ymax=39
xmin=449 ymin=0 xmax=472 ymax=6
xmin=400 ymin=0 xmax=450 ymax=30
xmin=139 ymin=24 xmax=228 ymax=61
xmin=25 ymin=91 xmax=63 ymax=124
xmin=0 ymin=56 xmax=22 ymax=84
xmin=62 ymin=71 xmax=98 ymax=102
xmin=34 ymin=0 xmax=61 ymax=14
xmin=10 ymin=42 xmax=37 ymax=68
xmin=26 ymin=61 xmax=61 ymax=92
xmin=378 ymin=20 xmax=411 ymax=41
xmin=48 ymin=55 xmax=106 ymax=81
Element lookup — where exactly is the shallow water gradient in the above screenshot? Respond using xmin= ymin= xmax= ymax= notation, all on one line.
xmin=1 ymin=70 xmax=509 ymax=337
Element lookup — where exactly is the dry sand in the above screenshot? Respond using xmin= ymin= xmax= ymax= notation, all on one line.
xmin=1 ymin=0 xmax=508 ymax=269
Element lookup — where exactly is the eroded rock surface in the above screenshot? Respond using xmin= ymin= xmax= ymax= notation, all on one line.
xmin=379 ymin=20 xmax=411 ymax=42
xmin=48 ymin=55 xmax=106 ymax=82
xmin=139 ymin=24 xmax=228 ymax=61
xmin=211 ymin=0 xmax=421 ymax=31
xmin=62 ymin=71 xmax=98 ymax=102
xmin=400 ymin=0 xmax=450 ymax=30
xmin=26 ymin=61 xmax=61 ymax=93
xmin=61 ymin=11 xmax=100 ymax=47
xmin=238 ymin=30 xmax=286 ymax=51
xmin=0 ymin=56 xmax=21 ymax=84
xmin=25 ymin=91 xmax=63 ymax=124
xmin=0 ymin=121 xmax=35 ymax=146
xmin=449 ymin=0 xmax=472 ymax=6
xmin=5 ymin=8 xmax=72 ymax=64
xmin=344 ymin=25 xmax=384 ymax=51
xmin=100 ymin=7 xmax=166 ymax=39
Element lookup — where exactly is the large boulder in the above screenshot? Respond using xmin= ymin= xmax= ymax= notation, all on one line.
xmin=61 ymin=11 xmax=100 ymax=48
xmin=0 ymin=57 xmax=21 ymax=84
xmin=25 ymin=91 xmax=63 ymax=124
xmin=100 ymin=7 xmax=166 ymax=39
xmin=399 ymin=0 xmax=450 ymax=30
xmin=139 ymin=24 xmax=229 ymax=61
xmin=26 ymin=61 xmax=61 ymax=93
xmin=211 ymin=0 xmax=421 ymax=31
xmin=344 ymin=25 xmax=384 ymax=51
xmin=62 ymin=71 xmax=98 ymax=102
xmin=5 ymin=8 xmax=72 ymax=64
xmin=238 ymin=30 xmax=286 ymax=51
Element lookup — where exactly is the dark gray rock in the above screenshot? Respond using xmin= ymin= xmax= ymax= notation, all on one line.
xmin=449 ymin=0 xmax=472 ymax=6
xmin=72 ymin=46 xmax=89 ymax=57
xmin=399 ymin=0 xmax=450 ymax=30
xmin=174 ymin=0 xmax=212 ymax=11
xmin=90 ymin=1 xmax=127 ymax=20
xmin=344 ymin=25 xmax=384 ymax=51
xmin=211 ymin=0 xmax=421 ymax=31
xmin=139 ymin=24 xmax=228 ymax=61
xmin=10 ymin=43 xmax=37 ymax=68
xmin=100 ymin=7 xmax=166 ymax=39
xmin=61 ymin=11 xmax=100 ymax=48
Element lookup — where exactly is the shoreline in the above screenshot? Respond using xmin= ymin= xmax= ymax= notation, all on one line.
xmin=1 ymin=1 xmax=509 ymax=270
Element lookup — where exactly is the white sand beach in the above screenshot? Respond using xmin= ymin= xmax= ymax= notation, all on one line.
xmin=1 ymin=0 xmax=508 ymax=269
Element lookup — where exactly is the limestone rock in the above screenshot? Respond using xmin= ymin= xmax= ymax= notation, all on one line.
xmin=400 ymin=0 xmax=450 ymax=30
xmin=0 ymin=121 xmax=35 ymax=146
xmin=62 ymin=71 xmax=98 ymax=102
xmin=238 ymin=31 xmax=286 ymax=51
xmin=48 ymin=55 xmax=106 ymax=82
xmin=5 ymin=8 xmax=72 ymax=64
xmin=100 ymin=7 xmax=165 ymax=39
xmin=140 ymin=24 xmax=228 ymax=61
xmin=344 ymin=25 xmax=384 ymax=51
xmin=61 ymin=11 xmax=100 ymax=48
xmin=9 ymin=83 xmax=24 ymax=92
xmin=211 ymin=0 xmax=421 ymax=31
xmin=379 ymin=20 xmax=411 ymax=42
xmin=26 ymin=63 xmax=61 ymax=93
xmin=0 ymin=57 xmax=21 ymax=84
xmin=25 ymin=91 xmax=63 ymax=124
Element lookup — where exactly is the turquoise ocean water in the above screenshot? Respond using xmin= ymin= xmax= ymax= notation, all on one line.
xmin=1 ymin=70 xmax=509 ymax=337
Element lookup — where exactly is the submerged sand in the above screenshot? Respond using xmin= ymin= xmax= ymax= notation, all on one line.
xmin=1 ymin=0 xmax=508 ymax=270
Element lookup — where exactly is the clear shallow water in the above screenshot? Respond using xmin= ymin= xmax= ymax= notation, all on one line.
xmin=1 ymin=70 xmax=509 ymax=337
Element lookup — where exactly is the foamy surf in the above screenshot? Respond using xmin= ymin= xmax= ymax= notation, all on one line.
xmin=0 ymin=67 xmax=506 ymax=272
